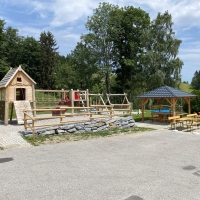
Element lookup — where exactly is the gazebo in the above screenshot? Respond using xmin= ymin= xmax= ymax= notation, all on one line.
xmin=136 ymin=85 xmax=196 ymax=122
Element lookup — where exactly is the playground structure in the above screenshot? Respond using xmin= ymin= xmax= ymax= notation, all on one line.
xmin=35 ymin=90 xmax=131 ymax=115
xmin=0 ymin=66 xmax=36 ymax=125
xmin=35 ymin=89 xmax=89 ymax=114
xmin=0 ymin=66 xmax=132 ymax=127
xmin=106 ymin=93 xmax=131 ymax=115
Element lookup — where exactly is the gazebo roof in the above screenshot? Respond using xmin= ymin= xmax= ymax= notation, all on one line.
xmin=136 ymin=85 xmax=196 ymax=98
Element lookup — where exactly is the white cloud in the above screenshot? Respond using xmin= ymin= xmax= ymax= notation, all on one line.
xmin=1 ymin=0 xmax=200 ymax=82
xmin=49 ymin=0 xmax=95 ymax=26
xmin=179 ymin=41 xmax=200 ymax=82
xmin=18 ymin=26 xmax=42 ymax=39
xmin=4 ymin=0 xmax=200 ymax=29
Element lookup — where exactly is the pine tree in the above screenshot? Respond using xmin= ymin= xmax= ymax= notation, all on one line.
xmin=39 ymin=31 xmax=59 ymax=89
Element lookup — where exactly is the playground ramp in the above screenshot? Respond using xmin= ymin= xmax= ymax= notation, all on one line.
xmin=14 ymin=101 xmax=32 ymax=125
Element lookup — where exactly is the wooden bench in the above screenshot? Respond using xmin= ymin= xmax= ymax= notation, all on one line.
xmin=186 ymin=122 xmax=200 ymax=131
xmin=168 ymin=116 xmax=183 ymax=129
xmin=186 ymin=113 xmax=200 ymax=131
xmin=151 ymin=115 xmax=159 ymax=122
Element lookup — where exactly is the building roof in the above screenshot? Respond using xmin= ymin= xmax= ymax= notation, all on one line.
xmin=136 ymin=85 xmax=196 ymax=98
xmin=0 ymin=65 xmax=36 ymax=88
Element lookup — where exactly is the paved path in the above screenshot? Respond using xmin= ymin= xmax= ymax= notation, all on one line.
xmin=0 ymin=131 xmax=31 ymax=149
xmin=0 ymin=120 xmax=31 ymax=150
xmin=0 ymin=129 xmax=200 ymax=200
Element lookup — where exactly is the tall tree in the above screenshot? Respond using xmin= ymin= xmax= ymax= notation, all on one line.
xmin=140 ymin=11 xmax=183 ymax=91
xmin=191 ymin=70 xmax=200 ymax=90
xmin=109 ymin=6 xmax=150 ymax=99
xmin=68 ymin=42 xmax=100 ymax=90
xmin=20 ymin=37 xmax=41 ymax=84
xmin=82 ymin=2 xmax=119 ymax=93
xmin=0 ymin=19 xmax=9 ymax=80
xmin=3 ymin=26 xmax=24 ymax=68
xmin=39 ymin=31 xmax=59 ymax=89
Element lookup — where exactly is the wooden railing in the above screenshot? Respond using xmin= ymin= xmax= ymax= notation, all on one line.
xmin=111 ymin=103 xmax=131 ymax=116
xmin=23 ymin=105 xmax=114 ymax=137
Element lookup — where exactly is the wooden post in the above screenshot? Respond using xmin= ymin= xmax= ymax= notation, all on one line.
xmin=10 ymin=102 xmax=14 ymax=122
xmin=32 ymin=85 xmax=36 ymax=117
xmin=171 ymin=98 xmax=178 ymax=117
xmin=182 ymin=97 xmax=191 ymax=115
xmin=187 ymin=98 xmax=191 ymax=114
xmin=61 ymin=88 xmax=64 ymax=100
xmin=4 ymin=88 xmax=9 ymax=125
xmin=86 ymin=89 xmax=89 ymax=113
xmin=141 ymin=99 xmax=145 ymax=122
xmin=71 ymin=89 xmax=74 ymax=114
xmin=141 ymin=98 xmax=148 ymax=122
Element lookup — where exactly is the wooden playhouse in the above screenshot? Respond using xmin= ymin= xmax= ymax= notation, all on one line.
xmin=0 ymin=65 xmax=36 ymax=125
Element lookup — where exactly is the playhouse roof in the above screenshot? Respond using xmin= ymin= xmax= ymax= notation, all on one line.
xmin=136 ymin=85 xmax=196 ymax=98
xmin=0 ymin=65 xmax=36 ymax=88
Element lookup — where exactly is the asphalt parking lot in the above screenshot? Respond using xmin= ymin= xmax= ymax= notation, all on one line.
xmin=0 ymin=129 xmax=200 ymax=200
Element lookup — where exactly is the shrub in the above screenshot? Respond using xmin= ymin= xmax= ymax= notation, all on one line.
xmin=183 ymin=90 xmax=200 ymax=114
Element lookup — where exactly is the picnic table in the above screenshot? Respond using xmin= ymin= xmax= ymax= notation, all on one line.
xmin=169 ymin=113 xmax=200 ymax=131
xmin=151 ymin=110 xmax=172 ymax=123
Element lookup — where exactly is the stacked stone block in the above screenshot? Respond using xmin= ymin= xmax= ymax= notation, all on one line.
xmin=23 ymin=116 xmax=135 ymax=137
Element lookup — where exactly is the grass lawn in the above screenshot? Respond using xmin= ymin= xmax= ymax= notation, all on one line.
xmin=24 ymin=125 xmax=155 ymax=146
xmin=132 ymin=109 xmax=152 ymax=122
xmin=179 ymin=82 xmax=193 ymax=93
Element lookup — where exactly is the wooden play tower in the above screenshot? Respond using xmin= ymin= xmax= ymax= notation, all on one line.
xmin=0 ymin=65 xmax=36 ymax=125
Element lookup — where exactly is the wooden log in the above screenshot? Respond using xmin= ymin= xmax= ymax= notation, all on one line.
xmin=61 ymin=119 xmax=90 ymax=123
xmin=90 ymin=105 xmax=114 ymax=108
xmin=113 ymin=109 xmax=130 ymax=111
xmin=90 ymin=115 xmax=114 ymax=119
xmin=35 ymin=89 xmax=70 ymax=92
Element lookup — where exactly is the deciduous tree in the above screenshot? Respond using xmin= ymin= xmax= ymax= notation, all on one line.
xmin=140 ymin=11 xmax=183 ymax=91
xmin=82 ymin=2 xmax=119 ymax=93
xmin=109 ymin=6 xmax=150 ymax=100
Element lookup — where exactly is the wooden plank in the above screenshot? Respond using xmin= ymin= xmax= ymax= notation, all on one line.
xmin=0 ymin=101 xmax=5 ymax=120
xmin=34 ymin=116 xmax=65 ymax=120
xmin=90 ymin=115 xmax=114 ymax=119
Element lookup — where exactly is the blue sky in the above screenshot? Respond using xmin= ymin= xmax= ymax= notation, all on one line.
xmin=0 ymin=0 xmax=200 ymax=83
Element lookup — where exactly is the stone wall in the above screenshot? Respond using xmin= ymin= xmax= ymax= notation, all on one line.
xmin=23 ymin=116 xmax=135 ymax=137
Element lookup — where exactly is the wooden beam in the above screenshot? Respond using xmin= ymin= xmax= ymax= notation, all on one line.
xmin=10 ymin=102 xmax=14 ymax=122
xmin=165 ymin=98 xmax=172 ymax=106
xmin=32 ymin=84 xmax=36 ymax=117
xmin=183 ymin=97 xmax=191 ymax=114
xmin=172 ymin=98 xmax=178 ymax=117
xmin=4 ymin=88 xmax=8 ymax=125
xmin=141 ymin=98 xmax=149 ymax=122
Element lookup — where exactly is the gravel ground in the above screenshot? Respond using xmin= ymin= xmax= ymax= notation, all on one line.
xmin=1 ymin=129 xmax=200 ymax=200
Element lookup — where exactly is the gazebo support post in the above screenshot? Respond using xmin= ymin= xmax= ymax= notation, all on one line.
xmin=141 ymin=98 xmax=148 ymax=122
xmin=183 ymin=97 xmax=191 ymax=114
xmin=165 ymin=98 xmax=178 ymax=117
xmin=4 ymin=88 xmax=9 ymax=125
